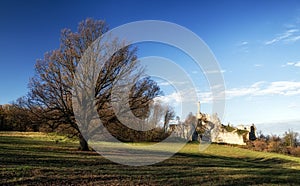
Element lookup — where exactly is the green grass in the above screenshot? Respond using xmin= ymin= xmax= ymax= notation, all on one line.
xmin=1 ymin=132 xmax=300 ymax=185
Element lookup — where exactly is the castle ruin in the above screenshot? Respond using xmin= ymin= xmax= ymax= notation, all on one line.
xmin=168 ymin=101 xmax=257 ymax=145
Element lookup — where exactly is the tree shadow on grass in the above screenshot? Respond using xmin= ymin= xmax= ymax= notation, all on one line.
xmin=1 ymin=136 xmax=300 ymax=185
xmin=159 ymin=152 xmax=300 ymax=185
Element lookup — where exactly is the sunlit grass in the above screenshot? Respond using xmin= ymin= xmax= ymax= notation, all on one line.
xmin=1 ymin=132 xmax=300 ymax=185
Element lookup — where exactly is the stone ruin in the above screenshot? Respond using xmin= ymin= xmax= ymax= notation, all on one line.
xmin=168 ymin=102 xmax=257 ymax=145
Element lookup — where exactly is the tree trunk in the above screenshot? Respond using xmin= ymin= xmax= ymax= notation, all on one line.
xmin=79 ymin=134 xmax=89 ymax=151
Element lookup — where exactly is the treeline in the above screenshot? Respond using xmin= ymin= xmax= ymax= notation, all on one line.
xmin=0 ymin=100 xmax=176 ymax=142
xmin=246 ymin=130 xmax=300 ymax=157
xmin=0 ymin=103 xmax=38 ymax=132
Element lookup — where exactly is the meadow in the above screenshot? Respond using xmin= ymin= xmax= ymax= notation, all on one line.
xmin=1 ymin=132 xmax=300 ymax=185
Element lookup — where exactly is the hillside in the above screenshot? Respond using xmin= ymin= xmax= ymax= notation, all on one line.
xmin=1 ymin=132 xmax=300 ymax=185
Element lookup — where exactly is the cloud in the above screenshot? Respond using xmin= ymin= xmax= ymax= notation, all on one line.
xmin=254 ymin=64 xmax=263 ymax=67
xmin=256 ymin=120 xmax=300 ymax=135
xmin=198 ymin=92 xmax=214 ymax=103
xmin=226 ymin=81 xmax=300 ymax=98
xmin=155 ymin=92 xmax=182 ymax=105
xmin=157 ymin=81 xmax=189 ymax=86
xmin=224 ymin=81 xmax=264 ymax=98
xmin=239 ymin=41 xmax=248 ymax=46
xmin=265 ymin=29 xmax=300 ymax=45
xmin=288 ymin=103 xmax=298 ymax=109
xmin=197 ymin=81 xmax=300 ymax=103
xmin=156 ymin=81 xmax=300 ymax=106
xmin=155 ymin=88 xmax=199 ymax=105
xmin=204 ymin=69 xmax=226 ymax=74
xmin=282 ymin=61 xmax=300 ymax=67
xmin=287 ymin=62 xmax=296 ymax=66
xmin=237 ymin=41 xmax=249 ymax=53
xmin=286 ymin=35 xmax=300 ymax=42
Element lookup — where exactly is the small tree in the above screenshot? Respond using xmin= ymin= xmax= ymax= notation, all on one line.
xmin=267 ymin=135 xmax=287 ymax=153
xmin=163 ymin=106 xmax=175 ymax=132
xmin=145 ymin=100 xmax=166 ymax=129
xmin=283 ymin=129 xmax=299 ymax=148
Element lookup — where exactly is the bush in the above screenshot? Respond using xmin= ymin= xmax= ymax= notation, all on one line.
xmin=267 ymin=141 xmax=287 ymax=154
xmin=244 ymin=132 xmax=300 ymax=157
xmin=289 ymin=147 xmax=300 ymax=157
xmin=253 ymin=139 xmax=268 ymax=151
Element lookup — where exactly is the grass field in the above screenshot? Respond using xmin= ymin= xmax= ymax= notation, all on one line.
xmin=1 ymin=132 xmax=300 ymax=185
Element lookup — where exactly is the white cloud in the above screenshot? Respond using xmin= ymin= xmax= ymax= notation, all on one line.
xmin=286 ymin=35 xmax=300 ymax=42
xmin=155 ymin=88 xmax=199 ymax=105
xmin=288 ymin=103 xmax=298 ymax=109
xmin=204 ymin=69 xmax=226 ymax=74
xmin=225 ymin=81 xmax=264 ymax=98
xmin=157 ymin=81 xmax=189 ymax=87
xmin=237 ymin=41 xmax=249 ymax=53
xmin=283 ymin=61 xmax=300 ymax=67
xmin=259 ymin=81 xmax=300 ymax=96
xmin=198 ymin=92 xmax=214 ymax=103
xmin=156 ymin=81 xmax=300 ymax=106
xmin=256 ymin=120 xmax=300 ymax=135
xmin=254 ymin=64 xmax=263 ymax=67
xmin=265 ymin=29 xmax=300 ymax=45
xmin=287 ymin=62 xmax=296 ymax=66
xmin=158 ymin=82 xmax=171 ymax=86
xmin=227 ymin=81 xmax=300 ymax=98
xmin=155 ymin=92 xmax=182 ymax=105
xmin=239 ymin=41 xmax=248 ymax=46
xmin=198 ymin=81 xmax=300 ymax=103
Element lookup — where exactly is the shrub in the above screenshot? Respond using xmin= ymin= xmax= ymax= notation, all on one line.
xmin=267 ymin=141 xmax=287 ymax=154
xmin=253 ymin=139 xmax=268 ymax=151
xmin=289 ymin=147 xmax=300 ymax=157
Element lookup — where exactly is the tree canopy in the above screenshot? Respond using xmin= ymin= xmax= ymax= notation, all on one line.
xmin=27 ymin=18 xmax=161 ymax=150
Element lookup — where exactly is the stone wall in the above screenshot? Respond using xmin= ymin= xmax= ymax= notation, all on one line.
xmin=211 ymin=130 xmax=246 ymax=145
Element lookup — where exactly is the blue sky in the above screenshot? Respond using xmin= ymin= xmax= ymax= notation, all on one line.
xmin=1 ymin=0 xmax=300 ymax=134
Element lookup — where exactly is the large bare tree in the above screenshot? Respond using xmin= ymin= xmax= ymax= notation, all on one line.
xmin=28 ymin=18 xmax=161 ymax=150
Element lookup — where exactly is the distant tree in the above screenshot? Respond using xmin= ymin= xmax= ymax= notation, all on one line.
xmin=0 ymin=102 xmax=34 ymax=131
xmin=283 ymin=129 xmax=299 ymax=148
xmin=257 ymin=130 xmax=265 ymax=140
xmin=10 ymin=100 xmax=33 ymax=131
xmin=267 ymin=135 xmax=286 ymax=153
xmin=146 ymin=100 xmax=165 ymax=129
xmin=12 ymin=97 xmax=44 ymax=132
xmin=184 ymin=112 xmax=197 ymax=126
xmin=247 ymin=130 xmax=300 ymax=156
xmin=163 ymin=106 xmax=175 ymax=132
xmin=28 ymin=18 xmax=161 ymax=150
xmin=0 ymin=105 xmax=4 ymax=130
